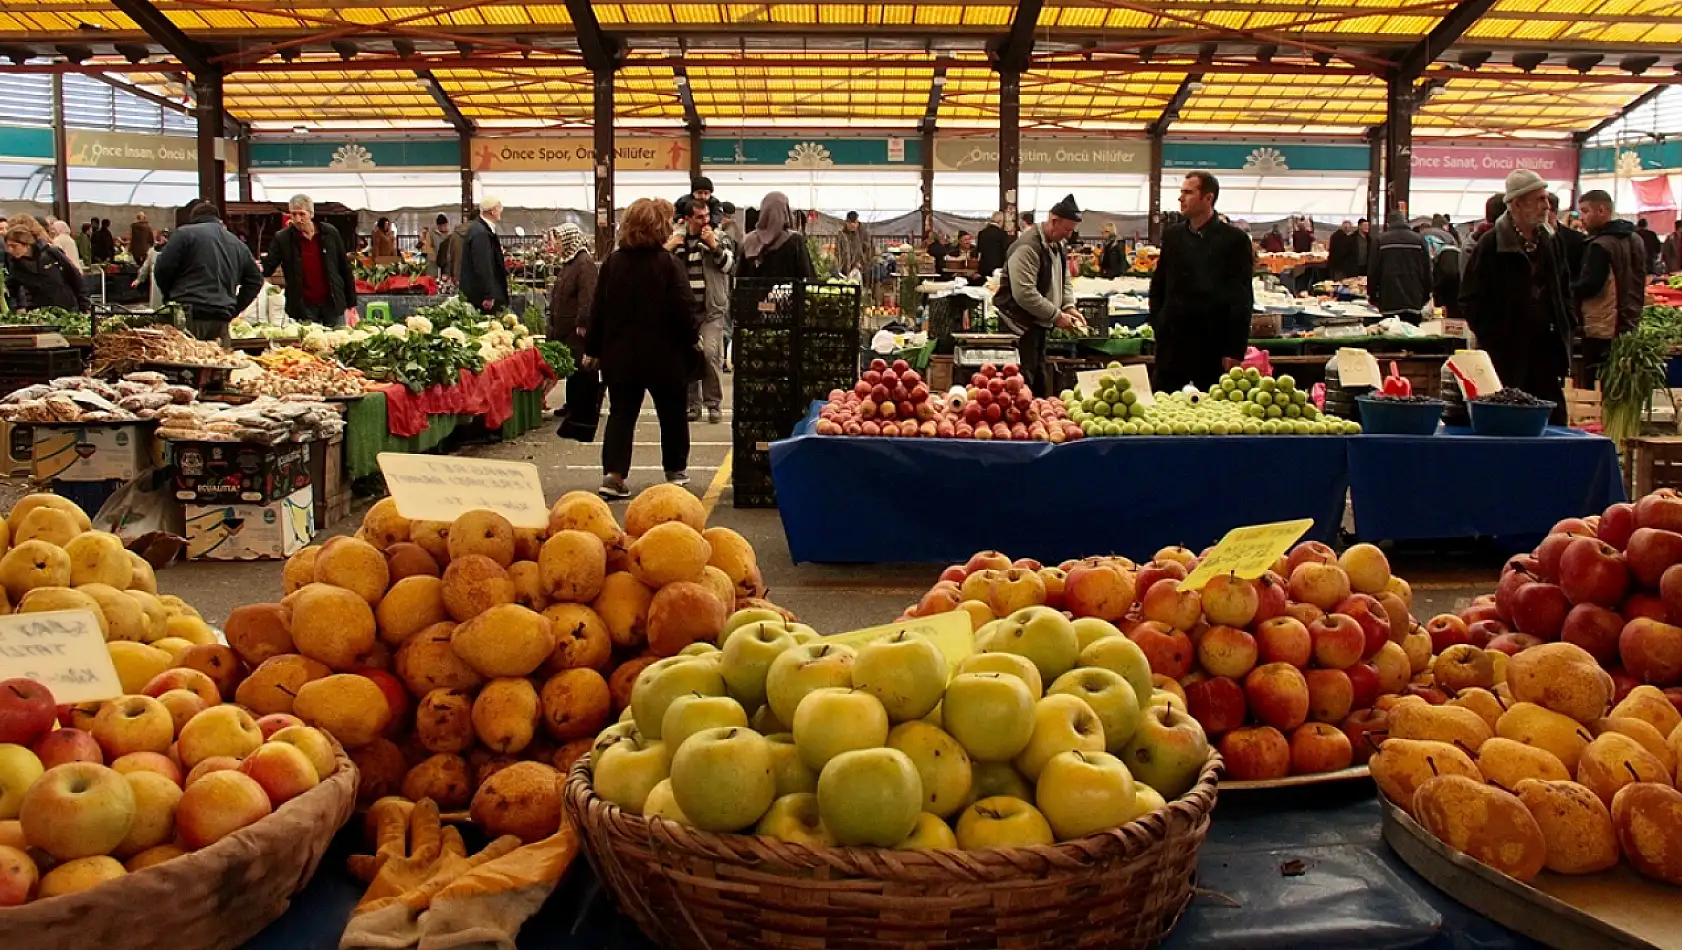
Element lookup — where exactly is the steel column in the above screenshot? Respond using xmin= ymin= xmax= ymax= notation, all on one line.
xmin=921 ymin=127 xmax=935 ymax=241
xmin=593 ymin=70 xmax=615 ymax=256
xmin=1148 ymin=133 xmax=1164 ymax=244
xmin=1366 ymin=125 xmax=1384 ymax=226
xmin=194 ymin=70 xmax=225 ymax=211
xmin=999 ymin=69 xmax=1021 ymax=233
xmin=1384 ymin=76 xmax=1412 ymax=219
xmin=458 ymin=132 xmax=474 ymax=220
xmin=50 ymin=74 xmax=70 ymax=222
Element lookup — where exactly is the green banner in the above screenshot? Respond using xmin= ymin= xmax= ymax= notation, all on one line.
xmin=1581 ymin=142 xmax=1682 ymax=176
xmin=1163 ymin=142 xmax=1368 ymax=173
xmin=700 ymin=137 xmax=919 ymax=168
xmin=248 ymin=138 xmax=459 ymax=170
xmin=0 ymin=125 xmax=54 ymax=164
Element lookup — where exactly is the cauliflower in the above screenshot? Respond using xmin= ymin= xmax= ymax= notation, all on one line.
xmin=502 ymin=314 xmax=519 ymax=328
xmin=384 ymin=324 xmax=409 ymax=340
xmin=440 ymin=326 xmax=468 ymax=344
xmin=349 ymin=328 xmax=373 ymax=343
xmin=405 ymin=315 xmax=434 ymax=334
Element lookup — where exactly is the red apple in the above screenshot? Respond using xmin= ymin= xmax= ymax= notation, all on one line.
xmin=1510 ymin=581 xmax=1572 ymax=639
xmin=1561 ymin=603 xmax=1626 ymax=666
xmin=1252 ymin=572 xmax=1290 ymax=625
xmin=1289 ymin=562 xmax=1353 ymax=612
xmin=1063 ymin=560 xmax=1136 ymax=623
xmin=1309 ymin=613 xmax=1366 ymax=670
xmin=1495 ymin=566 xmax=1536 ymax=623
xmin=1664 ymin=687 xmax=1682 ymax=719
xmin=1220 ymin=726 xmax=1291 ymax=781
xmin=31 ymin=727 xmax=103 ymax=769
xmin=1626 ymin=593 xmax=1671 ymax=623
xmin=1037 ymin=568 xmax=1068 ymax=610
xmin=1551 ymin=518 xmax=1596 ymax=537
xmin=1340 ymin=708 xmax=1391 ymax=764
xmin=1460 ymin=603 xmax=1503 ymax=626
xmin=963 ymin=550 xmax=1012 ymax=575
xmin=1140 ymin=578 xmax=1202 ymax=632
xmin=1485 ymin=632 xmax=1544 ymax=655
xmin=1534 ymin=534 xmax=1576 ymax=582
xmin=1626 ymin=528 xmax=1682 ymax=590
xmin=938 ymin=565 xmax=968 ymax=585
xmin=1134 ymin=559 xmax=1188 ymax=595
xmin=1466 ymin=619 xmax=1509 ymax=647
xmin=1608 ymin=667 xmax=1640 ymax=704
xmin=1202 ymin=574 xmax=1260 ymax=629
xmin=1335 ymin=593 xmax=1392 ymax=657
xmin=1285 ymin=541 xmax=1338 ymax=577
xmin=1620 ymin=617 xmax=1682 ymax=686
xmin=1184 ymin=675 xmax=1247 ymax=736
xmin=1290 ymin=722 xmax=1354 ymax=775
xmin=1304 ymin=668 xmax=1354 ymax=723
xmin=1130 ymin=621 xmax=1194 ymax=680
xmin=1244 ymin=662 xmax=1310 ymax=732
xmin=1601 ymin=502 xmax=1638 ymax=550
xmin=1346 ymin=663 xmax=1383 ymax=711
xmin=1256 ymin=616 xmax=1313 ymax=668
xmin=354 ymin=669 xmax=409 ymax=735
xmin=1426 ymin=614 xmax=1474 ymax=654
xmin=0 ymin=678 xmax=56 ymax=746
xmin=1197 ymin=625 xmax=1259 ymax=679
xmin=1284 ymin=602 xmax=1326 ymax=629
xmin=1635 ymin=489 xmax=1682 ymax=533
xmin=1403 ymin=682 xmax=1449 ymax=705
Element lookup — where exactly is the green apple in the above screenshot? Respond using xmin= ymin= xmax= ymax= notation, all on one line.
xmin=922 ymin=702 xmax=943 ymax=729
xmin=816 ymin=747 xmax=923 ymax=847
xmin=942 ymin=673 xmax=1035 ymax=762
xmin=1078 ymin=635 xmax=1154 ymax=709
xmin=955 ymin=796 xmax=1054 ymax=849
xmin=589 ymin=721 xmax=641 ymax=771
xmin=721 ymin=609 xmax=785 ymax=645
xmin=669 ymin=726 xmax=776 ymax=833
xmin=765 ymin=732 xmax=816 ymax=797
xmin=792 ymin=688 xmax=888 ymax=771
xmin=1035 ymin=749 xmax=1137 ymax=841
xmin=1013 ymin=693 xmax=1106 ymax=781
xmin=765 ymin=642 xmax=857 ymax=726
xmin=979 ymin=606 xmax=1080 ymax=682
xmin=751 ymin=704 xmax=789 ymax=735
xmin=661 ymin=693 xmax=749 ymax=755
xmin=786 ymin=624 xmax=821 ymax=644
xmin=1119 ymin=703 xmax=1209 ymax=800
xmin=679 ymin=642 xmax=720 ymax=657
xmin=1148 ymin=690 xmax=1186 ymax=712
xmin=886 ymin=721 xmax=973 ymax=818
xmin=631 ymin=657 xmax=727 ymax=740
xmin=964 ymin=761 xmax=1034 ymax=808
xmin=642 ymin=778 xmax=691 ymax=824
xmin=1119 ymin=783 xmax=1167 ymax=823
xmin=720 ymin=623 xmax=797 ymax=710
xmin=897 ymin=811 xmax=958 ymax=850
xmin=617 ymin=705 xmax=636 ymax=723
xmin=1071 ymin=617 xmax=1124 ymax=652
xmin=955 ymin=652 xmax=1043 ymax=698
xmin=0 ymin=743 xmax=46 ymax=820
xmin=852 ymin=631 xmax=948 ymax=722
xmin=593 ymin=735 xmax=671 ymax=815
xmin=1048 ymin=667 xmax=1141 ymax=751
xmin=755 ymin=791 xmax=836 ymax=846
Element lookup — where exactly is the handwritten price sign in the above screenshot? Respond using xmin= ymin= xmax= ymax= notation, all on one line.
xmin=824 ymin=610 xmax=975 ymax=671
xmin=0 ymin=609 xmax=123 ymax=703
xmin=378 ymin=453 xmax=549 ymax=529
xmin=1178 ymin=519 xmax=1314 ymax=591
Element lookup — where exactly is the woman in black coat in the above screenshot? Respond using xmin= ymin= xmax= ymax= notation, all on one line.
xmin=739 ymin=191 xmax=817 ymax=283
xmin=3 ymin=224 xmax=89 ymax=312
xmin=584 ymin=198 xmax=700 ymax=498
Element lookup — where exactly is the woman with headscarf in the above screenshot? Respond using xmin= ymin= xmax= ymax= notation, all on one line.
xmin=738 ymin=191 xmax=817 ymax=283
xmin=48 ymin=220 xmax=84 ymax=274
xmin=546 ymin=223 xmax=596 ymax=345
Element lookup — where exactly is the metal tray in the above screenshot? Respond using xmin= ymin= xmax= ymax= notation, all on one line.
xmin=1381 ymin=794 xmax=1680 ymax=950
xmin=1222 ymin=764 xmax=1370 ymax=791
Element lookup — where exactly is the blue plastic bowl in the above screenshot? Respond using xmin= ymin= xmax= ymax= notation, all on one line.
xmin=1356 ymin=395 xmax=1445 ymax=435
xmin=1468 ymin=399 xmax=1555 ymax=437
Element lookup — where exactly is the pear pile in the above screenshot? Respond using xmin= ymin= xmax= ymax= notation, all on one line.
xmin=586 ymin=606 xmax=1212 ymax=850
xmin=222 ymin=484 xmax=784 ymax=841
xmin=1374 ymin=640 xmax=1682 ymax=888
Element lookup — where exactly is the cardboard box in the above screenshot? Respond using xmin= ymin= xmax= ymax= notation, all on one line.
xmin=169 ymin=440 xmax=311 ymax=505
xmin=184 ymin=485 xmax=314 ymax=561
xmin=32 ymin=423 xmax=152 ymax=482
xmin=1 ymin=422 xmax=31 ymax=476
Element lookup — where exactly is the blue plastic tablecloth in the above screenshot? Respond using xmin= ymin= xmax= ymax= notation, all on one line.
xmin=243 ymin=785 xmax=1538 ymax=950
xmin=1345 ymin=426 xmax=1625 ymax=543
xmin=771 ymin=405 xmax=1625 ymax=564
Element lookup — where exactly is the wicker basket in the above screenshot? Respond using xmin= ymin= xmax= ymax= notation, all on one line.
xmin=0 ymin=750 xmax=358 ymax=950
xmin=564 ymin=751 xmax=1222 ymax=950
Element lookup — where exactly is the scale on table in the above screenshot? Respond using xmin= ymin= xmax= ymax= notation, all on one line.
xmin=952 ymin=333 xmax=1019 ymax=373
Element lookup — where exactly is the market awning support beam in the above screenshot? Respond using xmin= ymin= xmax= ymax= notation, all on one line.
xmin=1149 ymin=73 xmax=1203 ymax=137
xmin=1576 ymin=84 xmax=1664 ymax=142
xmin=1383 ymin=75 xmax=1413 ymax=217
xmin=50 ymin=74 xmax=70 ymax=223
xmin=993 ymin=0 xmax=1041 ymax=228
xmin=1395 ymin=0 xmax=1499 ymax=78
xmin=108 ymin=0 xmax=215 ymax=76
xmin=418 ymin=68 xmax=475 ymax=136
xmin=1366 ymin=124 xmax=1384 ymax=226
xmin=1148 ymin=132 xmax=1164 ymax=245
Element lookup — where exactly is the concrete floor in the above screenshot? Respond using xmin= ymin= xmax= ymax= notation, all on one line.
xmin=31 ymin=375 xmax=1507 ymax=632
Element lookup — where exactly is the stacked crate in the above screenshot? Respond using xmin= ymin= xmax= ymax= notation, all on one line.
xmin=730 ymin=280 xmax=862 ymax=509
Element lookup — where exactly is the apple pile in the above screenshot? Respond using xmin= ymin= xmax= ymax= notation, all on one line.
xmin=0 ymin=675 xmax=341 ymax=905
xmin=1369 ymin=640 xmax=1682 ymax=889
xmin=208 ymin=484 xmax=790 ymax=841
xmin=585 ymin=607 xmax=1211 ymax=850
xmin=815 ymin=359 xmax=1083 ymax=443
xmin=905 ymin=542 xmax=1432 ymax=782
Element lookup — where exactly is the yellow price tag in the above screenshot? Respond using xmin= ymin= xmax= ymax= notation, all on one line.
xmin=823 ymin=610 xmax=975 ymax=671
xmin=1177 ymin=519 xmax=1314 ymax=591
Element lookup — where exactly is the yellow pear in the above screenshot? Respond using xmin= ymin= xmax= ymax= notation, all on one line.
xmin=1476 ymin=737 xmax=1570 ymax=791
xmin=13 ymin=506 xmax=82 ymax=547
xmin=1446 ymin=687 xmax=1506 ymax=733
xmin=18 ymin=586 xmax=108 ymax=637
xmin=1369 ymin=738 xmax=1479 ymax=815
xmin=125 ymin=552 xmax=157 ymax=594
xmin=1389 ymin=703 xmax=1492 ymax=754
xmin=63 ymin=532 xmax=132 ymax=589
xmin=1506 ymin=642 xmax=1612 ymax=723
xmin=1577 ymin=732 xmax=1669 ymax=807
xmin=1413 ymin=775 xmax=1546 ymax=882
xmin=1609 ymin=686 xmax=1682 ymax=739
xmin=107 ymin=641 xmax=172 ymax=693
xmin=1591 ymin=717 xmax=1676 ymax=776
xmin=1513 ymin=778 xmax=1620 ymax=874
xmin=0 ymin=539 xmax=72 ymax=602
xmin=9 ymin=493 xmax=91 ymax=532
xmin=78 ymin=583 xmax=150 ymax=643
xmin=1496 ymin=702 xmax=1594 ymax=773
xmin=624 ymin=483 xmax=705 ymax=536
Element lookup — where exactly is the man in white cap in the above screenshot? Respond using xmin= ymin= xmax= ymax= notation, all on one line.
xmin=461 ymin=196 xmax=510 ymax=313
xmin=1459 ymin=169 xmax=1570 ymax=423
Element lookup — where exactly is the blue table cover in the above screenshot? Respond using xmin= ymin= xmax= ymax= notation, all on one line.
xmin=771 ymin=404 xmax=1625 ymax=565
xmin=242 ymin=785 xmax=1538 ymax=950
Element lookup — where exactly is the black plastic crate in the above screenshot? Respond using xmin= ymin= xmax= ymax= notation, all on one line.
xmin=800 ymin=327 xmax=858 ymax=373
xmin=733 ymin=486 xmax=778 ymax=509
xmin=734 ymin=326 xmax=796 ymax=377
xmin=803 ymin=284 xmax=861 ymax=330
xmin=732 ymin=280 xmax=797 ymax=330
xmin=734 ymin=414 xmax=802 ymax=446
xmin=1076 ymin=297 xmax=1113 ymax=334
xmin=0 ymin=347 xmax=85 ymax=387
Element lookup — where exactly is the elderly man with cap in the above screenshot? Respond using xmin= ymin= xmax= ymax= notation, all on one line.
xmin=994 ymin=194 xmax=1085 ymax=396
xmin=1149 ymin=172 xmax=1255 ymax=392
xmin=461 ymin=196 xmax=510 ymax=314
xmin=1460 ymin=169 xmax=1571 ymax=422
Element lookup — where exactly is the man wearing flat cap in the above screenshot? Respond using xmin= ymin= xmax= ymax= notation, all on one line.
xmin=1149 ymin=172 xmax=1254 ymax=392
xmin=994 ymin=194 xmax=1085 ymax=396
xmin=1460 ymin=169 xmax=1570 ymax=422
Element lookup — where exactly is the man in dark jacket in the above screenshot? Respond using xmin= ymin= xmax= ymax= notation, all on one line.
xmin=1327 ymin=220 xmax=1360 ymax=279
xmin=152 ymin=200 xmax=263 ymax=344
xmin=1150 ymin=172 xmax=1255 ymax=392
xmin=90 ymin=218 xmax=115 ymax=263
xmin=1548 ymin=193 xmax=1587 ymax=288
xmin=459 ymin=196 xmax=510 ymax=313
xmin=3 ymin=225 xmax=89 ymax=311
xmin=261 ymin=194 xmax=357 ymax=326
xmin=1460 ymin=170 xmax=1570 ymax=423
xmin=1368 ymin=214 xmax=1433 ymax=321
xmin=996 ymin=196 xmax=1083 ymax=397
xmin=129 ymin=213 xmax=154 ymax=266
xmin=1637 ymin=218 xmax=1662 ymax=273
xmin=977 ymin=212 xmax=1010 ymax=279
xmin=1572 ymin=190 xmax=1646 ymax=385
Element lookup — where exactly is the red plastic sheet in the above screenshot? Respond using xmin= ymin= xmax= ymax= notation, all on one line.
xmin=376 ymin=348 xmax=554 ymax=438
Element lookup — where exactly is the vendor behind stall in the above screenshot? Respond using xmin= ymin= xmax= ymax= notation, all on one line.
xmin=994 ymin=194 xmax=1085 ymax=396
xmin=262 ymin=194 xmax=358 ymax=327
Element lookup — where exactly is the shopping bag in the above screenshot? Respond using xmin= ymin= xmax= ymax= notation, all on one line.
xmin=556 ymin=368 xmax=605 ymax=442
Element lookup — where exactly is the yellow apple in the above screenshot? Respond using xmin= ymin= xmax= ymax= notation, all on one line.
xmin=660 ymin=694 xmax=749 ymax=756
xmin=668 ymin=726 xmax=775 ymax=833
xmin=941 ymin=672 xmax=1036 ymax=763
xmin=91 ymin=695 xmax=174 ymax=760
xmin=897 ymin=811 xmax=959 ymax=850
xmin=955 ymin=652 xmax=1044 ymax=698
xmin=885 ymin=721 xmax=973 ymax=818
xmin=176 ymin=770 xmax=271 ymax=849
xmin=19 ymin=762 xmax=136 ymax=860
xmin=815 ymin=747 xmax=922 ymax=847
xmin=792 ymin=688 xmax=889 ymax=771
xmin=592 ymin=734 xmax=670 ymax=815
xmin=0 ymin=744 xmax=45 ymax=820
xmin=765 ymin=642 xmax=857 ymax=727
xmin=852 ymin=631 xmax=948 ymax=722
xmin=954 ymin=796 xmax=1054 ymax=849
xmin=176 ymin=706 xmax=262 ymax=769
xmin=754 ymin=791 xmax=836 ymax=846
xmin=1035 ymin=749 xmax=1137 ymax=841
xmin=1013 ymin=693 xmax=1105 ymax=782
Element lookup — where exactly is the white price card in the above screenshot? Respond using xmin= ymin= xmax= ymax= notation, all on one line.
xmin=1335 ymin=348 xmax=1383 ymax=389
xmin=1447 ymin=350 xmax=1503 ymax=399
xmin=378 ymin=453 xmax=549 ymax=529
xmin=0 ymin=609 xmax=123 ymax=704
xmin=1076 ymin=365 xmax=1155 ymax=406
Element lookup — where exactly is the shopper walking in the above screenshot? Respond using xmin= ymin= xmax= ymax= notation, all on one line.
xmin=1460 ymin=170 xmax=1570 ymax=423
xmin=834 ymin=211 xmax=872 ymax=280
xmin=370 ymin=217 xmax=398 ymax=259
xmin=129 ymin=213 xmax=154 ymax=266
xmin=1663 ymin=229 xmax=1680 ymax=276
xmin=1097 ymin=223 xmax=1126 ymax=278
xmin=1292 ymin=217 xmax=1316 ymax=252
xmin=130 ymin=231 xmax=168 ymax=309
xmin=995 ymin=194 xmax=1084 ymax=397
xmin=261 ymin=195 xmax=357 ymax=326
xmin=4 ymin=223 xmax=89 ymax=311
xmin=585 ymin=198 xmax=701 ymax=498
xmin=719 ymin=202 xmax=745 ymax=246
xmin=1260 ymin=226 xmax=1286 ymax=253
xmin=978 ymin=212 xmax=1010 ymax=280
xmin=152 ymin=200 xmax=262 ymax=345
xmin=739 ymin=191 xmax=817 ymax=283
xmin=48 ymin=220 xmax=83 ymax=273
xmin=669 ymin=199 xmax=734 ymax=424
xmin=420 ymin=214 xmax=450 ymax=267
xmin=437 ymin=216 xmax=469 ymax=283
xmin=90 ymin=219 xmax=115 ymax=264
xmin=460 ymin=197 xmax=510 ymax=313
xmin=1150 ymin=173 xmax=1254 ymax=393
xmin=1572 ymin=190 xmax=1646 ymax=385
xmin=1368 ymin=214 xmax=1433 ymax=322
xmin=1327 ymin=220 xmax=1360 ymax=279
xmin=1354 ymin=218 xmax=1372 ymax=275
xmin=546 ymin=223 xmax=596 ymax=349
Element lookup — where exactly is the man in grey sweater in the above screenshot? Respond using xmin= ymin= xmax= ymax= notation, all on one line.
xmin=994 ymin=194 xmax=1084 ymax=395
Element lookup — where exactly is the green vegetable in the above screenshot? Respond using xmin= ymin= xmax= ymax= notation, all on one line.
xmin=536 ymin=340 xmax=575 ymax=379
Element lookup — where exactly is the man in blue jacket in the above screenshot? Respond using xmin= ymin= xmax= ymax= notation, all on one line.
xmin=153 ymin=201 xmax=262 ymax=344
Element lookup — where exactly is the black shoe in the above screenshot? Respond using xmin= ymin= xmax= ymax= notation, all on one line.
xmin=686 ymin=407 xmax=702 ymax=422
xmin=666 ymin=471 xmax=690 ymax=486
xmin=598 ymin=475 xmax=631 ymax=499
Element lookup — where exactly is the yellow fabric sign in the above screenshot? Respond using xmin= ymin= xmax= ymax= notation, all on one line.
xmin=0 ymin=609 xmax=123 ymax=703
xmin=823 ymin=610 xmax=975 ymax=670
xmin=378 ymin=452 xmax=548 ymax=529
xmin=1178 ymin=519 xmax=1314 ymax=591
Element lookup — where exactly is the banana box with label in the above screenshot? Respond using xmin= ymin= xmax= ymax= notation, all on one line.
xmin=184 ymin=485 xmax=314 ymax=560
